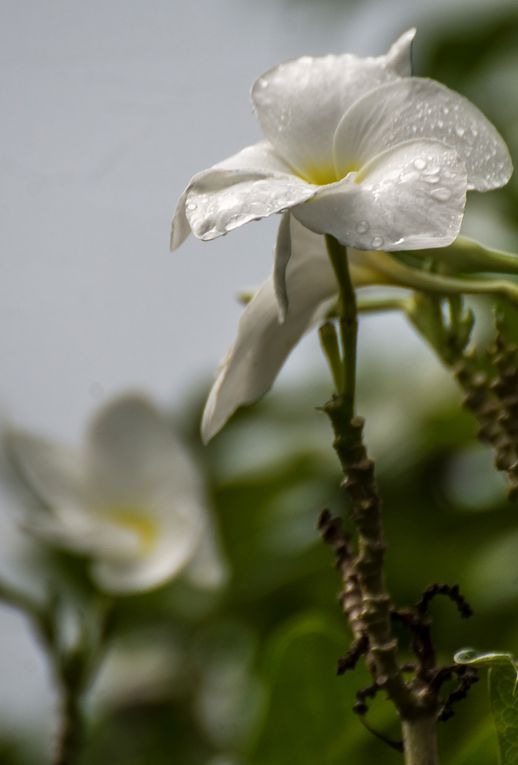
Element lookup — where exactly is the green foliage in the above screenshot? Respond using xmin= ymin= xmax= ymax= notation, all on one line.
xmin=455 ymin=650 xmax=518 ymax=765
xmin=248 ymin=616 xmax=361 ymax=765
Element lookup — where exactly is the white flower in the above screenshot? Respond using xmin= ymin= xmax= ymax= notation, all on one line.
xmin=6 ymin=394 xmax=227 ymax=594
xmin=171 ymin=28 xmax=511 ymax=318
xmin=170 ymin=30 xmax=513 ymax=442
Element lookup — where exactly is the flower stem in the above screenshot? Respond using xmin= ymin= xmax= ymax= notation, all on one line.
xmin=325 ymin=235 xmax=357 ymax=415
xmin=402 ymin=717 xmax=440 ymax=765
xmin=322 ymin=236 xmax=440 ymax=765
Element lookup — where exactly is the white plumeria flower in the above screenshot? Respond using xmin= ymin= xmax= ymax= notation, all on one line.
xmin=7 ymin=394 xmax=227 ymax=594
xmin=171 ymin=30 xmax=513 ymax=441
xmin=171 ymin=28 xmax=512 ymax=320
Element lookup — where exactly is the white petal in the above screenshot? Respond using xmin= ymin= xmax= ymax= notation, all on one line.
xmin=6 ymin=430 xmax=91 ymax=523
xmin=85 ymin=393 xmax=201 ymax=507
xmin=383 ymin=28 xmax=416 ymax=76
xmin=184 ymin=523 xmax=229 ymax=590
xmin=294 ymin=139 xmax=467 ymax=251
xmin=26 ymin=514 xmax=140 ymax=559
xmin=201 ymin=221 xmax=346 ymax=442
xmin=251 ymin=34 xmax=410 ymax=182
xmin=333 ymin=78 xmax=512 ymax=191
xmin=273 ymin=212 xmax=292 ymax=322
xmin=170 ymin=141 xmax=299 ymax=249
xmin=186 ymin=171 xmax=316 ymax=242
xmin=90 ymin=495 xmax=205 ymax=594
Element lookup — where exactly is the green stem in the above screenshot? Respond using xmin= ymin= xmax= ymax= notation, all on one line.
xmin=402 ymin=717 xmax=439 ymax=765
xmin=325 ymin=235 xmax=358 ymax=415
xmin=53 ymin=689 xmax=85 ymax=765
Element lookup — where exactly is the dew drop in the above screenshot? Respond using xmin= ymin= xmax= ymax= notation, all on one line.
xmin=356 ymin=220 xmax=370 ymax=234
xmin=400 ymin=170 xmax=419 ymax=183
xmin=413 ymin=158 xmax=427 ymax=170
xmin=430 ymin=187 xmax=452 ymax=202
xmin=423 ymin=174 xmax=440 ymax=184
xmin=186 ymin=201 xmax=197 ymax=211
xmin=371 ymin=236 xmax=384 ymax=249
xmin=455 ymin=125 xmax=465 ymax=138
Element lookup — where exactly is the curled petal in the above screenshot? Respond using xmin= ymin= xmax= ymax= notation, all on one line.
xmin=334 ymin=78 xmax=512 ymax=191
xmin=251 ymin=31 xmax=414 ymax=183
xmin=294 ymin=139 xmax=467 ymax=251
xmin=170 ymin=142 xmax=301 ymax=249
xmin=201 ymin=220 xmax=386 ymax=442
xmin=186 ymin=173 xmax=316 ymax=242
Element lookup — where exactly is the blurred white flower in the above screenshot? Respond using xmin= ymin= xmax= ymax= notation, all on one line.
xmin=6 ymin=394 xmax=227 ymax=594
xmin=171 ymin=28 xmax=511 ymax=318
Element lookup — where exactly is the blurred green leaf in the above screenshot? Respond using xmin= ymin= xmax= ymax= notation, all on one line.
xmin=455 ymin=649 xmax=518 ymax=764
xmin=248 ymin=615 xmax=362 ymax=765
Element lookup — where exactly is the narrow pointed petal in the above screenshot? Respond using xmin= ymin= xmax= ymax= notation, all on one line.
xmin=273 ymin=212 xmax=292 ymax=322
xmin=295 ymin=139 xmax=467 ymax=251
xmin=201 ymin=223 xmax=341 ymax=442
xmin=384 ymin=28 xmax=416 ymax=76
xmin=251 ymin=36 xmax=409 ymax=182
xmin=170 ymin=142 xmax=301 ymax=249
xmin=334 ymin=78 xmax=512 ymax=191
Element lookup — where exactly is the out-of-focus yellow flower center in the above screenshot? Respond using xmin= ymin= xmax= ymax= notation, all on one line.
xmin=109 ymin=508 xmax=157 ymax=553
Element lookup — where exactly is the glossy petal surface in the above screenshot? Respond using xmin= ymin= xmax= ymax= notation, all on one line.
xmin=186 ymin=172 xmax=316 ymax=241
xmin=251 ymin=31 xmax=415 ymax=182
xmin=171 ymin=142 xmax=297 ymax=249
xmin=333 ymin=78 xmax=512 ymax=191
xmin=295 ymin=139 xmax=467 ymax=250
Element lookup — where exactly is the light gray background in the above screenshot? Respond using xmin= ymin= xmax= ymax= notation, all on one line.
xmin=0 ymin=0 xmax=513 ymax=753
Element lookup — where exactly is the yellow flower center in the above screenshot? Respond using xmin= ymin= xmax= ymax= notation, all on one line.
xmin=301 ymin=163 xmax=359 ymax=186
xmin=109 ymin=507 xmax=158 ymax=554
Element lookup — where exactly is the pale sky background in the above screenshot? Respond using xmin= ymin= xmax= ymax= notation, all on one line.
xmin=0 ymin=0 xmax=515 ymax=756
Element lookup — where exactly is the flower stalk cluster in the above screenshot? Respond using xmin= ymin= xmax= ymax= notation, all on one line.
xmin=454 ymin=335 xmax=518 ymax=500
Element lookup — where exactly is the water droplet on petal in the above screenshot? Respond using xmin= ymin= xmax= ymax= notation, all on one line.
xmin=423 ymin=174 xmax=440 ymax=184
xmin=413 ymin=158 xmax=427 ymax=170
xmin=430 ymin=187 xmax=452 ymax=202
xmin=186 ymin=201 xmax=197 ymax=211
xmin=371 ymin=236 xmax=384 ymax=249
xmin=455 ymin=125 xmax=465 ymax=137
xmin=356 ymin=220 xmax=369 ymax=234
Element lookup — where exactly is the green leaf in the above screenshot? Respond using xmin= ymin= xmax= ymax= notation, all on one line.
xmin=248 ymin=615 xmax=364 ymax=765
xmin=455 ymin=649 xmax=518 ymax=764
